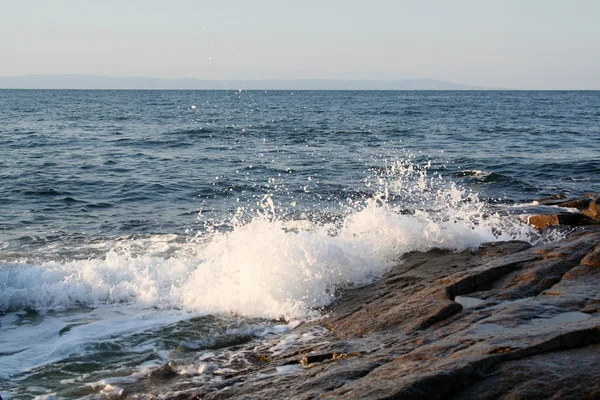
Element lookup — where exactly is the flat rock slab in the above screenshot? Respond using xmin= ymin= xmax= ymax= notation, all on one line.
xmin=128 ymin=226 xmax=600 ymax=399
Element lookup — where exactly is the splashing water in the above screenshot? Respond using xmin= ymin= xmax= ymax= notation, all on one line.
xmin=0 ymin=160 xmax=538 ymax=321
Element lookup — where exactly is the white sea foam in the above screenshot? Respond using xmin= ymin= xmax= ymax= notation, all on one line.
xmin=0 ymin=307 xmax=190 ymax=380
xmin=458 ymin=169 xmax=491 ymax=179
xmin=0 ymin=161 xmax=537 ymax=321
xmin=0 ymin=160 xmax=542 ymax=393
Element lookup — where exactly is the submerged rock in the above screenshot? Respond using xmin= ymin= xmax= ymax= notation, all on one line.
xmin=132 ymin=226 xmax=600 ymax=399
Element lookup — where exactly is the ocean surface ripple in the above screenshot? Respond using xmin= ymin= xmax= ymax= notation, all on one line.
xmin=0 ymin=90 xmax=598 ymax=398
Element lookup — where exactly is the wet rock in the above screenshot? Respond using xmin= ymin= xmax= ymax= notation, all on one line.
xmin=527 ymin=212 xmax=598 ymax=230
xmin=477 ymin=240 xmax=532 ymax=256
xmin=581 ymin=244 xmax=600 ymax=268
xmin=556 ymin=198 xmax=592 ymax=209
xmin=149 ymin=362 xmax=178 ymax=382
xmin=583 ymin=197 xmax=600 ymax=220
xmin=452 ymin=345 xmax=600 ymax=400
xmin=534 ymin=193 xmax=596 ymax=209
xmin=529 ymin=194 xmax=600 ymax=230
xmin=534 ymin=194 xmax=567 ymax=206
xmin=137 ymin=227 xmax=600 ymax=400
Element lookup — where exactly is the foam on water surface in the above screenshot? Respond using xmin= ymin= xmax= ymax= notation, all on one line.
xmin=0 ymin=160 xmax=541 ymax=396
xmin=0 ymin=89 xmax=597 ymax=398
xmin=0 ymin=307 xmax=191 ymax=379
xmin=0 ymin=161 xmax=538 ymax=321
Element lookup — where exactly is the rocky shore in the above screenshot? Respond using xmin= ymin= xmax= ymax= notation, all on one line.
xmin=129 ymin=195 xmax=600 ymax=400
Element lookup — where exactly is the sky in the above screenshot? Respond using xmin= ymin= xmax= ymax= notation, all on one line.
xmin=1 ymin=0 xmax=599 ymax=89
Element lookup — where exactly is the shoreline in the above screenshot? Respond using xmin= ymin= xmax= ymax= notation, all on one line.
xmin=124 ymin=196 xmax=600 ymax=399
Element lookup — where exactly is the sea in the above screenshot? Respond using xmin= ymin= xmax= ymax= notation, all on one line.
xmin=0 ymin=90 xmax=599 ymax=398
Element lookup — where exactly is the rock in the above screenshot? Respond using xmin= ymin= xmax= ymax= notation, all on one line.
xmin=554 ymin=198 xmax=592 ymax=210
xmin=149 ymin=362 xmax=178 ymax=382
xmin=583 ymin=197 xmax=600 ymax=220
xmin=534 ymin=193 xmax=596 ymax=209
xmin=477 ymin=240 xmax=532 ymax=256
xmin=130 ymin=227 xmax=600 ymax=400
xmin=451 ymin=345 xmax=600 ymax=400
xmin=581 ymin=244 xmax=600 ymax=268
xmin=534 ymin=194 xmax=567 ymax=206
xmin=530 ymin=194 xmax=600 ymax=228
xmin=527 ymin=213 xmax=598 ymax=230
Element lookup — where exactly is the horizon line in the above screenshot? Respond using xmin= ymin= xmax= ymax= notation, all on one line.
xmin=2 ymin=74 xmax=597 ymax=90
xmin=0 ymin=74 xmax=499 ymax=90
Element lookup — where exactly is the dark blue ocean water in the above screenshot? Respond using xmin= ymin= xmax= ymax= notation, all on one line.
xmin=0 ymin=90 xmax=599 ymax=398
xmin=1 ymin=90 xmax=598 ymax=245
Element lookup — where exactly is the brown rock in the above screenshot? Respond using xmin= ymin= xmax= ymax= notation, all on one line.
xmin=581 ymin=244 xmax=600 ymax=268
xmin=478 ymin=241 xmax=532 ymax=257
xmin=527 ymin=213 xmax=598 ymax=230
xmin=534 ymin=194 xmax=566 ymax=205
xmin=582 ymin=197 xmax=600 ymax=220
xmin=528 ymin=214 xmax=560 ymax=230
xmin=452 ymin=345 xmax=600 ymax=400
xmin=130 ymin=227 xmax=600 ymax=400
xmin=556 ymin=198 xmax=592 ymax=210
xmin=534 ymin=194 xmax=598 ymax=212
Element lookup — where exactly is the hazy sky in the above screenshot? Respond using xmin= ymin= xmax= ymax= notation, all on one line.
xmin=1 ymin=0 xmax=599 ymax=89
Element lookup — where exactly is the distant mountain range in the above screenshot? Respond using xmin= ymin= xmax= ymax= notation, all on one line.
xmin=0 ymin=75 xmax=487 ymax=90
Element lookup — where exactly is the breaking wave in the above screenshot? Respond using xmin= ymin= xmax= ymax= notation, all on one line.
xmin=0 ymin=160 xmax=538 ymax=320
